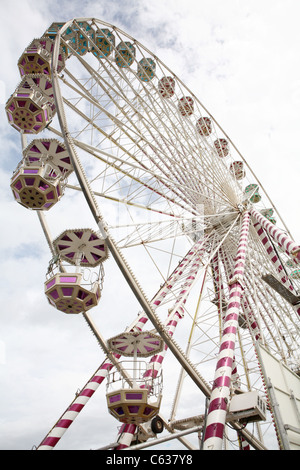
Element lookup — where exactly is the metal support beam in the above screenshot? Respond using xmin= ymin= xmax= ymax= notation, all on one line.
xmin=123 ymin=426 xmax=203 ymax=451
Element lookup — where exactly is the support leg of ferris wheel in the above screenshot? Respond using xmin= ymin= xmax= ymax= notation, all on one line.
xmin=222 ymin=256 xmax=268 ymax=446
xmin=252 ymin=220 xmax=295 ymax=293
xmin=116 ymin=310 xmax=184 ymax=450
xmin=211 ymin=251 xmax=242 ymax=388
xmin=217 ymin=248 xmax=253 ymax=394
xmin=217 ymin=247 xmax=262 ymax=447
xmin=220 ymin=244 xmax=294 ymax=449
xmin=37 ymin=237 xmax=210 ymax=449
xmin=116 ymin=244 xmax=208 ymax=449
xmin=117 ymin=226 xmax=248 ymax=449
xmin=221 ymin=244 xmax=289 ymax=439
xmin=251 ymin=215 xmax=300 ymax=318
xmin=116 ymin=222 xmax=264 ymax=450
xmin=220 ymin=247 xmax=263 ymax=342
xmin=203 ymin=211 xmax=251 ymax=450
xmin=250 ymin=207 xmax=300 ymax=264
xmin=221 ymin=245 xmax=283 ymax=350
xmin=169 ymin=266 xmax=209 ymax=423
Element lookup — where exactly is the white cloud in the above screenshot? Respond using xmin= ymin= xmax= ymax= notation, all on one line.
xmin=1 ymin=0 xmax=299 ymax=450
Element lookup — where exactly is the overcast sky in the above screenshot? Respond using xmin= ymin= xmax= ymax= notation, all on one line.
xmin=1 ymin=0 xmax=300 ymax=450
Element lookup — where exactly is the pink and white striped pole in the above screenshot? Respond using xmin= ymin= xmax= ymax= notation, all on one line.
xmin=211 ymin=252 xmax=227 ymax=316
xmin=251 ymin=209 xmax=300 ymax=317
xmin=252 ymin=220 xmax=295 ymax=293
xmin=37 ymin=238 xmax=208 ymax=450
xmin=220 ymin=249 xmax=261 ymax=341
xmin=116 ymin=311 xmax=183 ymax=449
xmin=116 ymin=246 xmax=206 ymax=449
xmin=250 ymin=208 xmax=300 ymax=264
xmin=241 ymin=295 xmax=261 ymax=341
xmin=142 ymin=246 xmax=207 ymax=385
xmin=211 ymin=252 xmax=240 ymax=389
xmin=203 ymin=211 xmax=251 ymax=450
xmin=239 ymin=435 xmax=251 ymax=450
xmin=115 ymin=424 xmax=137 ymax=450
xmin=37 ymin=356 xmax=121 ymax=449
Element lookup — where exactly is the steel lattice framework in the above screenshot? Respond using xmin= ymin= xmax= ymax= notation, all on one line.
xmin=5 ymin=18 xmax=300 ymax=450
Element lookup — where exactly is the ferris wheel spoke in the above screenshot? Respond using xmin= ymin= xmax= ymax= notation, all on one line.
xmin=55 ymin=99 xmax=214 ymax=213
xmin=57 ymin=50 xmax=239 ymax=210
xmin=221 ymin=241 xmax=272 ymax=350
xmin=67 ymin=182 xmax=188 ymax=219
xmin=108 ymin=214 xmax=204 ymax=249
xmin=251 ymin=272 xmax=299 ymax=357
xmin=49 ymin=123 xmax=201 ymax=215
xmin=59 ymin=98 xmax=232 ymax=212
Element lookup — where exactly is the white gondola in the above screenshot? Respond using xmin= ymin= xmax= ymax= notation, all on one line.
xmin=106 ymin=332 xmax=163 ymax=424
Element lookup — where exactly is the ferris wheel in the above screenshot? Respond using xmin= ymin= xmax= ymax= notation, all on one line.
xmin=6 ymin=18 xmax=300 ymax=451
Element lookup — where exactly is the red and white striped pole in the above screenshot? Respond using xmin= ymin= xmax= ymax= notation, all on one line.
xmin=211 ymin=252 xmax=240 ymax=389
xmin=252 ymin=220 xmax=295 ymax=293
xmin=116 ymin=245 xmax=207 ymax=449
xmin=37 ymin=238 xmax=208 ymax=449
xmin=220 ymin=249 xmax=261 ymax=342
xmin=116 ymin=311 xmax=183 ymax=449
xmin=37 ymin=356 xmax=121 ymax=449
xmin=251 ymin=208 xmax=300 ymax=317
xmin=250 ymin=208 xmax=300 ymax=264
xmin=203 ymin=211 xmax=251 ymax=450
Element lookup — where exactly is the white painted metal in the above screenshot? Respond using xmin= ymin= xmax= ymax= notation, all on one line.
xmin=9 ymin=18 xmax=300 ymax=450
